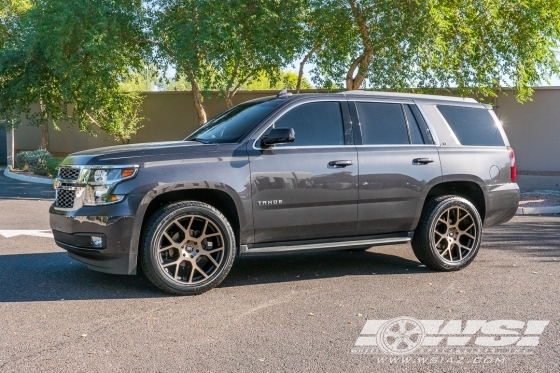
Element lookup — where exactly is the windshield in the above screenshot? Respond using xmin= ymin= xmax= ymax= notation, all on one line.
xmin=185 ymin=98 xmax=284 ymax=143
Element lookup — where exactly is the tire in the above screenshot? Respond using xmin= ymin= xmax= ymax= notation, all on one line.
xmin=411 ymin=196 xmax=482 ymax=271
xmin=139 ymin=201 xmax=236 ymax=295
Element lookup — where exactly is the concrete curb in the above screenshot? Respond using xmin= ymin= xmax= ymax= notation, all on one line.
xmin=3 ymin=167 xmax=54 ymax=185
xmin=516 ymin=206 xmax=560 ymax=215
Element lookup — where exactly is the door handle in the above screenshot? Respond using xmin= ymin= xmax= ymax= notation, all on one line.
xmin=413 ymin=158 xmax=434 ymax=164
xmin=329 ymin=160 xmax=353 ymax=168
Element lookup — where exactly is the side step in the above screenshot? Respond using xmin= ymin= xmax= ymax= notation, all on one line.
xmin=239 ymin=233 xmax=412 ymax=256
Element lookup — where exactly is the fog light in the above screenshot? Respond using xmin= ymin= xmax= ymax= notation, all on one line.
xmin=91 ymin=236 xmax=103 ymax=247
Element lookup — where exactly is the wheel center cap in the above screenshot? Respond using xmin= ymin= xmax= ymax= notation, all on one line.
xmin=186 ymin=245 xmax=194 ymax=253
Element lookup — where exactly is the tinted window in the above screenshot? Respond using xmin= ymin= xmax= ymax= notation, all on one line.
xmin=404 ymin=105 xmax=424 ymax=144
xmin=356 ymin=102 xmax=409 ymax=145
xmin=406 ymin=104 xmax=434 ymax=144
xmin=185 ymin=98 xmax=284 ymax=143
xmin=274 ymin=102 xmax=344 ymax=146
xmin=437 ymin=105 xmax=504 ymax=146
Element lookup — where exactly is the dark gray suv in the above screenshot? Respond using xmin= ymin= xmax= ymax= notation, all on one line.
xmin=50 ymin=91 xmax=520 ymax=295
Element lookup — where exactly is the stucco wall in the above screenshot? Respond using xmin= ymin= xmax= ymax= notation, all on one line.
xmin=13 ymin=88 xmax=560 ymax=172
xmin=494 ymin=88 xmax=560 ymax=172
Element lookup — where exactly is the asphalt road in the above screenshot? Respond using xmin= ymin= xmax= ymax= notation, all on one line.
xmin=0 ymin=196 xmax=558 ymax=372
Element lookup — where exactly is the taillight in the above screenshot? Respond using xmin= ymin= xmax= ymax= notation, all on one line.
xmin=508 ymin=147 xmax=516 ymax=183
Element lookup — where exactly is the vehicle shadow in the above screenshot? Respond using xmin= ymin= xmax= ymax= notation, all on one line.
xmin=222 ymin=249 xmax=424 ymax=289
xmin=0 ymin=249 xmax=424 ymax=302
xmin=483 ymin=217 xmax=560 ymax=260
xmin=0 ymin=252 xmax=164 ymax=302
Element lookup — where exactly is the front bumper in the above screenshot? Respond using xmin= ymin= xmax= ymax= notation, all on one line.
xmin=49 ymin=204 xmax=138 ymax=274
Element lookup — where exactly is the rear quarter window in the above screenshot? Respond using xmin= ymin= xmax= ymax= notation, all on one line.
xmin=437 ymin=105 xmax=504 ymax=146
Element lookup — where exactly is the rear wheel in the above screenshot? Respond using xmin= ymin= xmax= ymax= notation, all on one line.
xmin=412 ymin=196 xmax=482 ymax=271
xmin=140 ymin=201 xmax=236 ymax=295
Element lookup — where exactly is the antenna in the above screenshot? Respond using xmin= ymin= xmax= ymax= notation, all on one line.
xmin=276 ymin=88 xmax=292 ymax=98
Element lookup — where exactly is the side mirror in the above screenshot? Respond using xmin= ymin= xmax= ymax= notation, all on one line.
xmin=261 ymin=127 xmax=295 ymax=147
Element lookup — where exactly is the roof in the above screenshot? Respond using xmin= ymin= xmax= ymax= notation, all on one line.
xmin=343 ymin=90 xmax=478 ymax=103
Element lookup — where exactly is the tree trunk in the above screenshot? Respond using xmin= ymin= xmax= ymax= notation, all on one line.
xmin=225 ymin=94 xmax=233 ymax=109
xmin=346 ymin=0 xmax=374 ymax=90
xmin=297 ymin=46 xmax=317 ymax=94
xmin=38 ymin=99 xmax=49 ymax=151
xmin=187 ymin=71 xmax=207 ymax=125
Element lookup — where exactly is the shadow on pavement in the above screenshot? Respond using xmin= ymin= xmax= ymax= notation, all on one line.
xmin=483 ymin=217 xmax=560 ymax=260
xmin=0 ymin=172 xmax=55 ymax=200
xmin=0 ymin=249 xmax=424 ymax=302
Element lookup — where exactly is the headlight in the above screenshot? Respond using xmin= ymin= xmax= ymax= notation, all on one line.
xmin=83 ymin=167 xmax=137 ymax=206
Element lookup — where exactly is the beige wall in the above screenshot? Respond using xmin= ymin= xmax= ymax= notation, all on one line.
xmin=494 ymin=87 xmax=560 ymax=172
xmin=13 ymin=88 xmax=560 ymax=171
xmin=14 ymin=90 xmax=283 ymax=154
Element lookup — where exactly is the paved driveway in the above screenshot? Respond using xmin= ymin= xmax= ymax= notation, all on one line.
xmin=0 ymin=195 xmax=558 ymax=372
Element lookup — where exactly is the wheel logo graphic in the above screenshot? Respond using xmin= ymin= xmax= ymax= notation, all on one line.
xmin=376 ymin=317 xmax=425 ymax=354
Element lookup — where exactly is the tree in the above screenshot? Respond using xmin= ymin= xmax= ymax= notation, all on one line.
xmin=243 ymin=71 xmax=313 ymax=90
xmin=0 ymin=0 xmax=31 ymax=47
xmin=0 ymin=0 xmax=149 ymax=148
xmin=150 ymin=0 xmax=305 ymax=125
xmin=310 ymin=0 xmax=560 ymax=101
xmin=203 ymin=0 xmax=304 ymax=108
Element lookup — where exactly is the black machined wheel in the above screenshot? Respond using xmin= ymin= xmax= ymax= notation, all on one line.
xmin=140 ymin=201 xmax=236 ymax=295
xmin=412 ymin=196 xmax=482 ymax=271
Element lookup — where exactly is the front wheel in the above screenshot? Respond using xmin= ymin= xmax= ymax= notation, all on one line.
xmin=411 ymin=196 xmax=482 ymax=271
xmin=140 ymin=201 xmax=236 ymax=295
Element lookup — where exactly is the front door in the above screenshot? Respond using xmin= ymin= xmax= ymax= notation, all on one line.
xmin=248 ymin=99 xmax=358 ymax=243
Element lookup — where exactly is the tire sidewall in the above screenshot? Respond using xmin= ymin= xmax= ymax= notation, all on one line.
xmin=146 ymin=203 xmax=235 ymax=293
xmin=427 ymin=197 xmax=482 ymax=270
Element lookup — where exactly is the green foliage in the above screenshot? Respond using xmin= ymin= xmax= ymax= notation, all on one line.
xmin=0 ymin=0 xmax=149 ymax=143
xmin=151 ymin=0 xmax=305 ymax=111
xmin=14 ymin=150 xmax=30 ymax=170
xmin=243 ymin=71 xmax=314 ymax=90
xmin=310 ymin=0 xmax=560 ymax=101
xmin=47 ymin=157 xmax=64 ymax=177
xmin=14 ymin=149 xmax=51 ymax=176
xmin=0 ymin=0 xmax=31 ymax=48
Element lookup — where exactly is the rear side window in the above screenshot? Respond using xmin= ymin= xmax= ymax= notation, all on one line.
xmin=437 ymin=105 xmax=504 ymax=146
xmin=274 ymin=102 xmax=344 ymax=146
xmin=356 ymin=102 xmax=409 ymax=145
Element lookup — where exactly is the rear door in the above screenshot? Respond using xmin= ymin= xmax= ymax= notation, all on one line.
xmin=248 ymin=98 xmax=358 ymax=243
xmin=349 ymin=99 xmax=442 ymax=235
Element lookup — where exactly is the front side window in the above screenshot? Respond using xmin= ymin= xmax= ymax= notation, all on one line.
xmin=273 ymin=102 xmax=345 ymax=146
xmin=185 ymin=98 xmax=284 ymax=144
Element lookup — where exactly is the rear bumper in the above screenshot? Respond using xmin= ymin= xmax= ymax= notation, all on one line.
xmin=484 ymin=183 xmax=520 ymax=227
xmin=49 ymin=204 xmax=138 ymax=274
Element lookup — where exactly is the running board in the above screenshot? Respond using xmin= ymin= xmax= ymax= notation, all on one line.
xmin=239 ymin=235 xmax=412 ymax=256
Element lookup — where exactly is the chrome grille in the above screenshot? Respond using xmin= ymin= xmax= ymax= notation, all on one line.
xmin=55 ymin=189 xmax=76 ymax=209
xmin=58 ymin=167 xmax=81 ymax=181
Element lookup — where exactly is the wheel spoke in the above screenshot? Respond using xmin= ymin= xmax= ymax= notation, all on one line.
xmin=158 ymin=244 xmax=174 ymax=253
xmin=162 ymin=231 xmax=176 ymax=244
xmin=205 ymin=247 xmax=224 ymax=254
xmin=195 ymin=264 xmax=209 ymax=279
xmin=203 ymin=253 xmax=220 ymax=267
xmin=174 ymin=263 xmax=181 ymax=279
xmin=162 ymin=260 xmax=178 ymax=268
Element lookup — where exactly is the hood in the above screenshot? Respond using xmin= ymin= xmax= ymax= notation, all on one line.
xmin=61 ymin=141 xmax=218 ymax=167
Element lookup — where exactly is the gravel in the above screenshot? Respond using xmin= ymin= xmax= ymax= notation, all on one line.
xmin=519 ymin=191 xmax=560 ymax=207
